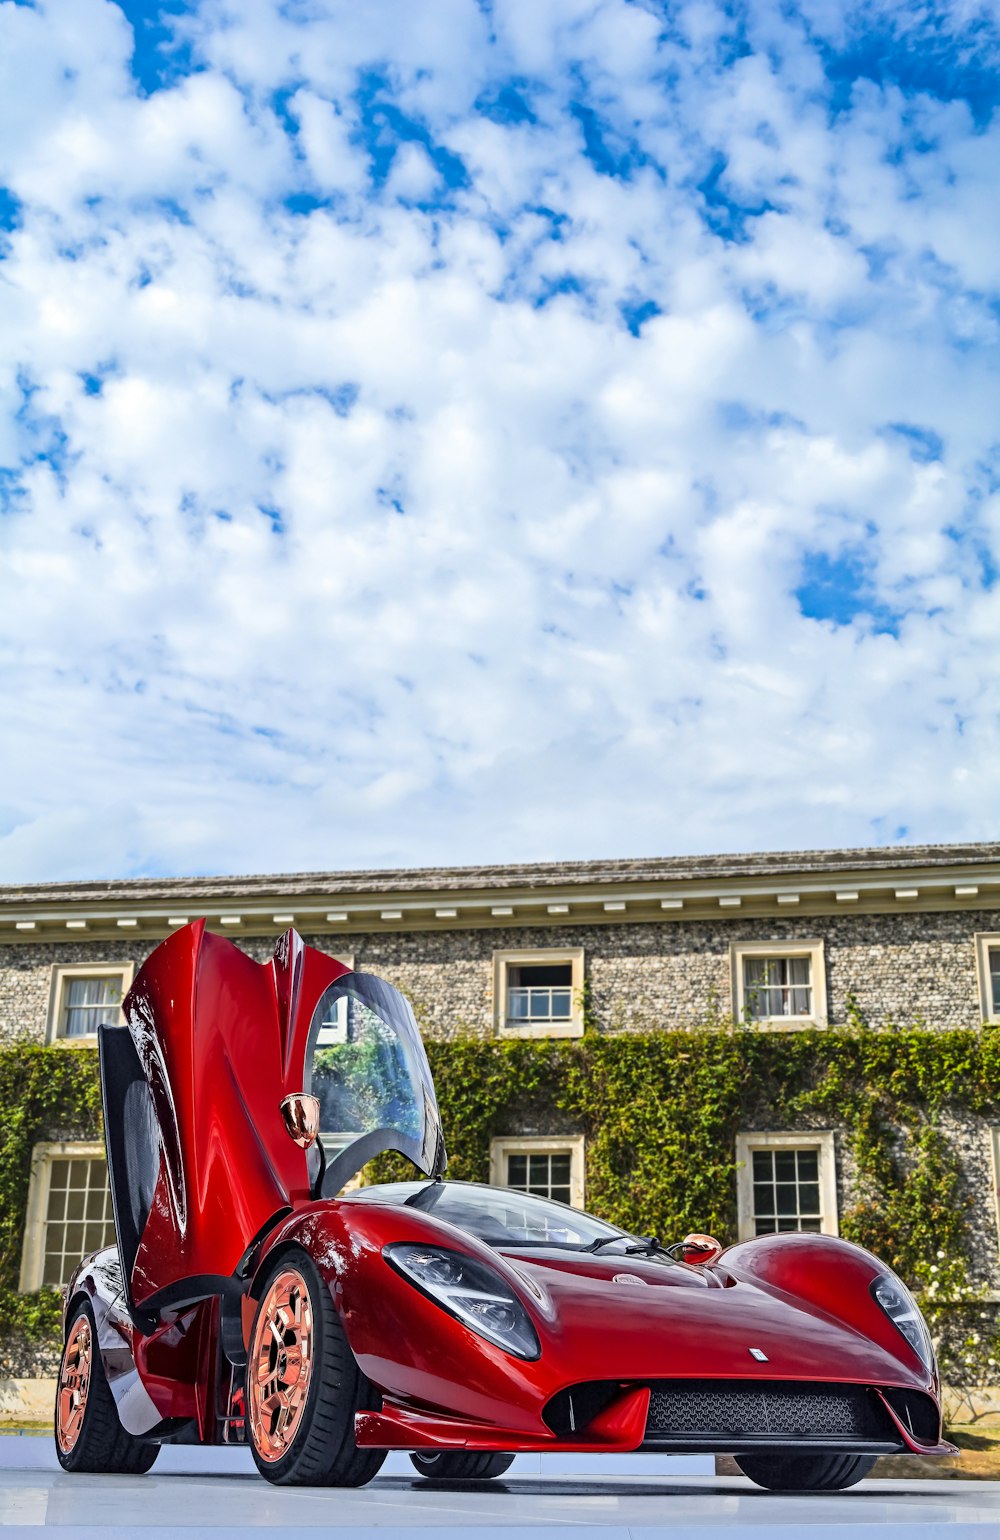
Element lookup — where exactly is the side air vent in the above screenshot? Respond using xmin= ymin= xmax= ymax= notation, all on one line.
xmin=881 ymin=1386 xmax=940 ymax=1445
xmin=543 ymin=1382 xmax=625 ymax=1436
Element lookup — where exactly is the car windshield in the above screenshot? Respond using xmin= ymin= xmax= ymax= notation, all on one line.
xmin=348 ymin=1180 xmax=630 ymax=1250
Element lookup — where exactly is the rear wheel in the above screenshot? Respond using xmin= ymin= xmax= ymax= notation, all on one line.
xmin=54 ymin=1301 xmax=159 ymax=1474
xmin=246 ymin=1248 xmax=385 ymax=1487
xmin=409 ymin=1451 xmax=515 ymax=1480
xmin=735 ymin=1452 xmax=876 ymax=1491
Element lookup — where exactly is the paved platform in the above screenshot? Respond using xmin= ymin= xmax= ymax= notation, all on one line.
xmin=2 ymin=1437 xmax=1000 ymax=1538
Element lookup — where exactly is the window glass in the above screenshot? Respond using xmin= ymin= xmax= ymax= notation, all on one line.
xmin=743 ymin=957 xmax=812 ymax=1020
xmin=507 ymin=963 xmax=573 ymax=1027
xmin=62 ymin=977 xmax=124 ymax=1038
xmin=304 ymin=972 xmax=444 ymax=1186
xmin=751 ymin=1147 xmax=822 ymax=1234
xmin=990 ymin=947 xmax=1000 ymax=1016
xmin=506 ymin=1149 xmax=572 ymax=1205
xmin=42 ymin=1157 xmax=115 ymax=1286
xmin=310 ymin=993 xmax=422 ymax=1147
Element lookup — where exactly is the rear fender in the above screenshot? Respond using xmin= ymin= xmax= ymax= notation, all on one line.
xmin=63 ymin=1248 xmax=163 ymax=1437
xmin=65 ymin=1248 xmax=217 ymax=1439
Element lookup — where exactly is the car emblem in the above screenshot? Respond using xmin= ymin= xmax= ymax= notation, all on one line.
xmin=612 ymin=1273 xmax=647 ymax=1286
xmin=748 ymin=1347 xmax=769 ymax=1362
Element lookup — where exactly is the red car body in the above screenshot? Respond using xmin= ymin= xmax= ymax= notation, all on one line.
xmin=60 ymin=924 xmax=952 ymax=1479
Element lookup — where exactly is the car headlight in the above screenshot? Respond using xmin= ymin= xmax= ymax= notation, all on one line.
xmin=384 ymin=1243 xmax=540 ymax=1360
xmin=871 ymin=1273 xmax=935 ymax=1373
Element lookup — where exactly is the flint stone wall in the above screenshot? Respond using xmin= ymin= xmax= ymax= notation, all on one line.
xmin=1 ymin=909 xmax=993 ymax=1046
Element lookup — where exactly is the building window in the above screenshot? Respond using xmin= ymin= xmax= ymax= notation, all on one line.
xmin=750 ymin=1147 xmax=822 ymax=1232
xmin=508 ymin=963 xmax=573 ymax=1028
xmin=975 ymin=935 xmax=1000 ymax=1023
xmin=490 ymin=1135 xmax=586 ymax=1209
xmin=47 ymin=963 xmax=134 ymax=1044
xmin=19 ymin=1143 xmax=116 ymax=1291
xmin=735 ymin=1132 xmax=837 ymax=1242
xmin=743 ymin=957 xmax=811 ymax=1020
xmin=493 ymin=948 xmax=585 ymax=1039
xmin=731 ymin=941 xmax=827 ymax=1028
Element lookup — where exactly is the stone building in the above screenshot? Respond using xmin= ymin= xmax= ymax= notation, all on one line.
xmin=3 ymin=839 xmax=1000 ymax=1305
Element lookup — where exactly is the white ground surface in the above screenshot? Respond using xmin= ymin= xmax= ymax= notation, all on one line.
xmin=2 ymin=1437 xmax=1000 ymax=1539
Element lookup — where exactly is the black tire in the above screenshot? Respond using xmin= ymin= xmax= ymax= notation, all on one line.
xmin=409 ymin=1450 xmax=515 ymax=1480
xmin=735 ymin=1452 xmax=876 ymax=1491
xmin=246 ymin=1247 xmax=385 ymax=1487
xmin=55 ymin=1299 xmax=159 ymax=1474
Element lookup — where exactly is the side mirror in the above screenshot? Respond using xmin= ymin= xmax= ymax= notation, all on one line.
xmin=679 ymin=1232 xmax=722 ymax=1265
xmin=280 ymin=1093 xmax=320 ymax=1148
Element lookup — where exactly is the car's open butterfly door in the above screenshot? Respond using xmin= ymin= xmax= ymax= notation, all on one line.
xmin=98 ymin=922 xmax=445 ymax=1325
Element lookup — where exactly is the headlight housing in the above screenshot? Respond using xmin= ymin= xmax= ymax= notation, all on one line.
xmin=871 ymin=1273 xmax=935 ymax=1373
xmin=384 ymin=1243 xmax=540 ymax=1360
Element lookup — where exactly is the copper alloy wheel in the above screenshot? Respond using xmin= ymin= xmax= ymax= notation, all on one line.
xmin=248 ymin=1268 xmax=315 ymax=1463
xmin=56 ymin=1316 xmax=93 ymax=1455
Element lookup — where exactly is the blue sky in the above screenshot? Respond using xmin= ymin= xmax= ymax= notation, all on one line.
xmin=0 ymin=0 xmax=998 ymax=881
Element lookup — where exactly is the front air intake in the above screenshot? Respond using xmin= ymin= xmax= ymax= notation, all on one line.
xmin=645 ymin=1380 xmax=897 ymax=1443
xmin=544 ymin=1378 xmax=904 ymax=1451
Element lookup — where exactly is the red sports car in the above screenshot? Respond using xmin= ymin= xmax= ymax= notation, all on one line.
xmin=55 ymin=923 xmax=951 ymax=1490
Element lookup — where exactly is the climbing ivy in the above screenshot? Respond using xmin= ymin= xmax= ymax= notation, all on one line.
xmin=2 ymin=1027 xmax=1000 ymax=1381
xmin=0 ymin=1045 xmax=103 ymax=1342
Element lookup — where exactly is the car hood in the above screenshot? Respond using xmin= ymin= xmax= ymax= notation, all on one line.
xmin=500 ymin=1248 xmax=929 ymax=1389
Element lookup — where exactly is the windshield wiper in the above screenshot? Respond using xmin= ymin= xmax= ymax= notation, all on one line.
xmin=583 ymin=1232 xmax=663 ymax=1256
xmin=624 ymin=1235 xmax=664 ymax=1256
xmin=403 ymin=1178 xmax=445 ymax=1212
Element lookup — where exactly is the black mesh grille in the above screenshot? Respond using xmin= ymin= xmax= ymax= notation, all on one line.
xmin=646 ymin=1380 xmax=891 ymax=1440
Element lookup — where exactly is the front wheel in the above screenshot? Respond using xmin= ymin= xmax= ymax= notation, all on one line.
xmin=246 ymin=1247 xmax=385 ymax=1486
xmin=410 ymin=1451 xmax=515 ymax=1480
xmin=735 ymin=1452 xmax=876 ymax=1491
xmin=55 ymin=1300 xmax=159 ymax=1474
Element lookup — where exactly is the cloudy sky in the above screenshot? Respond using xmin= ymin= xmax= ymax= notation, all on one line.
xmin=1 ymin=0 xmax=998 ymax=882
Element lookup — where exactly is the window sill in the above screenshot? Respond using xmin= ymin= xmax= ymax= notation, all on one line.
xmin=498 ymin=1019 xmax=584 ymax=1040
xmin=744 ymin=1018 xmax=826 ymax=1032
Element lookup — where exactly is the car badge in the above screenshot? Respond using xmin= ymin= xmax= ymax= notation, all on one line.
xmin=613 ymin=1273 xmax=647 ymax=1286
xmin=748 ymin=1347 xmax=769 ymax=1362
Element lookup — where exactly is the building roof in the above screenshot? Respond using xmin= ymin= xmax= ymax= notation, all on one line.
xmin=3 ymin=840 xmax=1000 ymax=905
xmin=1 ymin=841 xmax=999 ymax=942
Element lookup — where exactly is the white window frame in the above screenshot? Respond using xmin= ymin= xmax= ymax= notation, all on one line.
xmin=735 ymin=1131 xmax=838 ymax=1242
xmin=489 ymin=1135 xmax=586 ymax=1209
xmin=493 ymin=947 xmax=585 ymax=1039
xmin=731 ymin=939 xmax=827 ymax=1028
xmin=989 ymin=1128 xmax=1000 ymax=1255
xmin=19 ymin=1140 xmax=112 ymax=1292
xmin=47 ymin=962 xmax=135 ymax=1046
xmin=975 ymin=935 xmax=1000 ymax=1024
xmin=311 ymin=953 xmax=356 ymax=1045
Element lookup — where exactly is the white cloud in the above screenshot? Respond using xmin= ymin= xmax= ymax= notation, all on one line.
xmin=0 ymin=0 xmax=998 ymax=882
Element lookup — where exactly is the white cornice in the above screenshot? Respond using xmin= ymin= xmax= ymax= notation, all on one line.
xmin=1 ymin=859 xmax=999 ymax=941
